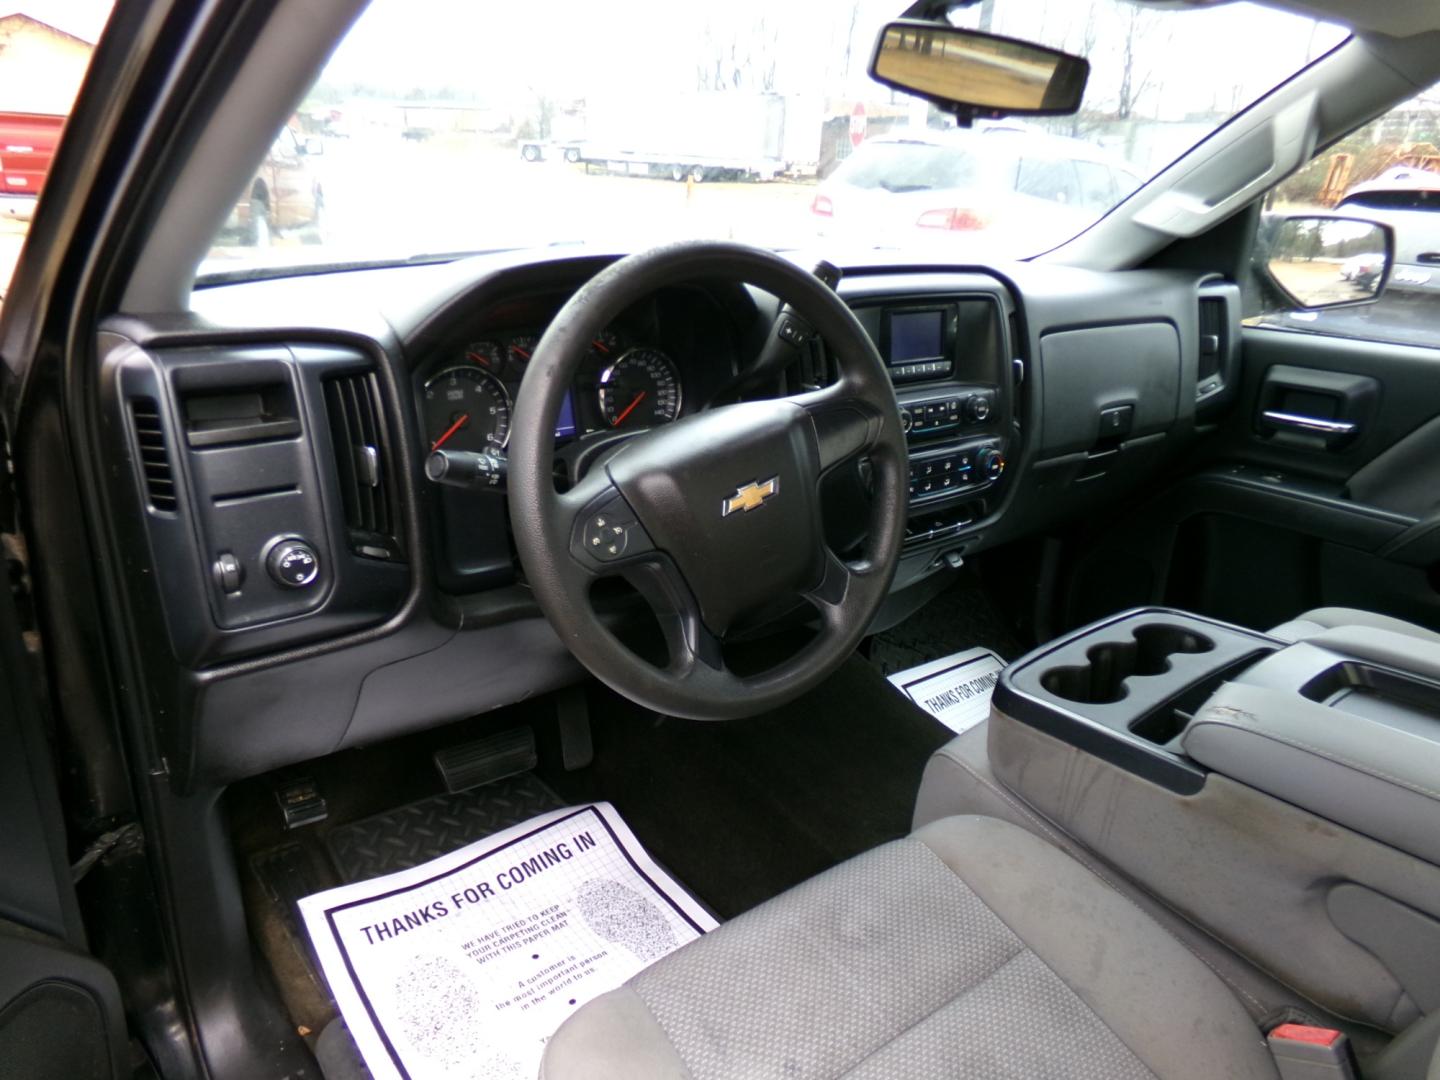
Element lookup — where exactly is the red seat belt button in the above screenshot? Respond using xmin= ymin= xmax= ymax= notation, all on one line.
xmin=1266 ymin=1024 xmax=1357 ymax=1080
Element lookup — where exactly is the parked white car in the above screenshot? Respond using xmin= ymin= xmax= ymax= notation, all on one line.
xmin=1338 ymin=167 xmax=1440 ymax=296
xmin=811 ymin=126 xmax=1141 ymax=254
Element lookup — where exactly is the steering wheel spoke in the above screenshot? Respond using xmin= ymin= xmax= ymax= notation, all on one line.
xmin=804 ymin=548 xmax=858 ymax=628
xmin=619 ymin=559 xmax=726 ymax=680
xmin=791 ymin=384 xmax=881 ymax=473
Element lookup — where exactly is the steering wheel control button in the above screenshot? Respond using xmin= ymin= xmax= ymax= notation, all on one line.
xmin=776 ymin=317 xmax=808 ymax=347
xmin=579 ymin=496 xmax=652 ymax=563
xmin=266 ymin=538 xmax=320 ymax=588
xmin=212 ymin=552 xmax=243 ymax=595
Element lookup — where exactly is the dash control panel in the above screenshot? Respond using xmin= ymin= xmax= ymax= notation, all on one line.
xmin=908 ymin=441 xmax=1005 ymax=502
xmin=899 ymin=392 xmax=993 ymax=441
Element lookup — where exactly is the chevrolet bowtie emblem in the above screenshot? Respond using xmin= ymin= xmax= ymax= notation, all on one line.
xmin=723 ymin=476 xmax=779 ymax=516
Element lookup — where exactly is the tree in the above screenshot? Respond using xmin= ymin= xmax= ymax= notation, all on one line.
xmin=694 ymin=14 xmax=780 ymax=92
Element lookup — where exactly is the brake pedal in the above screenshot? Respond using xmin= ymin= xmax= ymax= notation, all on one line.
xmin=434 ymin=727 xmax=537 ymax=793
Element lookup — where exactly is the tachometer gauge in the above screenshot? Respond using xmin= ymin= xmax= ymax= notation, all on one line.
xmin=598 ymin=347 xmax=682 ymax=428
xmin=463 ymin=340 xmax=505 ymax=374
xmin=506 ymin=334 xmax=539 ymax=372
xmin=423 ymin=367 xmax=512 ymax=451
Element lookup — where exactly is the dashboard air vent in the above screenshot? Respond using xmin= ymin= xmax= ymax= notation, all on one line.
xmin=130 ymin=398 xmax=178 ymax=512
xmin=323 ymin=371 xmax=401 ymax=560
xmin=1197 ymin=295 xmax=1228 ymax=383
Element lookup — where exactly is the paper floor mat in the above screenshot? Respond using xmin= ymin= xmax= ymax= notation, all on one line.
xmin=301 ymin=801 xmax=717 ymax=1079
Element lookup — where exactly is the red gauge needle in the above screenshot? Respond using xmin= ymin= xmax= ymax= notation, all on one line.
xmin=431 ymin=413 xmax=470 ymax=450
xmin=611 ymin=391 xmax=647 ymax=427
xmin=592 ymin=339 xmax=610 ymax=354
xmin=511 ymin=347 xmax=531 ymax=361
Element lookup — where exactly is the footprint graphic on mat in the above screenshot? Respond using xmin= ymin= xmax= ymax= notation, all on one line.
xmin=575 ymin=878 xmax=677 ymax=963
xmin=391 ymin=954 xmax=522 ymax=1077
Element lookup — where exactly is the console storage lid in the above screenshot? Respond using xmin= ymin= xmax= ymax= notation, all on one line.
xmin=1182 ymin=626 xmax=1440 ymax=867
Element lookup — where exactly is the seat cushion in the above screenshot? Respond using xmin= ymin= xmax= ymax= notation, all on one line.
xmin=540 ymin=816 xmax=1278 ymax=1080
xmin=1269 ymin=606 xmax=1440 ymax=646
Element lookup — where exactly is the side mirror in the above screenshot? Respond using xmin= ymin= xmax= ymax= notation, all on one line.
xmin=869 ymin=21 xmax=1088 ymax=122
xmin=1258 ymin=214 xmax=1394 ymax=310
xmin=303 ymin=136 xmax=324 ymax=157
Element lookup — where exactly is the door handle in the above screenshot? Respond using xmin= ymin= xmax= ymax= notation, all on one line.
xmin=1260 ymin=410 xmax=1358 ymax=436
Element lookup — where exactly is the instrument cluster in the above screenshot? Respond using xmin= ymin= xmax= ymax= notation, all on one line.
xmin=421 ymin=325 xmax=684 ymax=453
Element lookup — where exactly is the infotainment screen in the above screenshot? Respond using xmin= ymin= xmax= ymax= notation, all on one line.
xmin=887 ymin=310 xmax=946 ymax=365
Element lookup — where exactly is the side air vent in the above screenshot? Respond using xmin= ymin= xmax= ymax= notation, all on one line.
xmin=1197 ymin=295 xmax=1228 ymax=383
xmin=323 ymin=372 xmax=402 ymax=560
xmin=130 ymin=398 xmax=178 ymax=512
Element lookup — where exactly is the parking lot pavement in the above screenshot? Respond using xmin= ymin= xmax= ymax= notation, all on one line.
xmin=201 ymin=133 xmax=825 ymax=268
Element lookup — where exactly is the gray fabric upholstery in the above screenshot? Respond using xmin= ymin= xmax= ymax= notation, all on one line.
xmin=1268 ymin=607 xmax=1440 ymax=646
xmin=540 ymin=816 xmax=1278 ymax=1080
xmin=1183 ymin=679 xmax=1440 ymax=867
xmin=987 ymin=707 xmax=1440 ymax=1032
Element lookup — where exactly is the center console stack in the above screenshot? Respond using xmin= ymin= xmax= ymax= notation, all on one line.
xmin=850 ymin=294 xmax=1013 ymax=550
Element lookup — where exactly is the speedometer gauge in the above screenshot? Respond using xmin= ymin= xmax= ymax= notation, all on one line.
xmin=423 ymin=367 xmax=512 ymax=451
xmin=598 ymin=347 xmax=682 ymax=428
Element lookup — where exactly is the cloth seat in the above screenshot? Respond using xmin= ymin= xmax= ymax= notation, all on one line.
xmin=1269 ymin=606 xmax=1440 ymax=645
xmin=540 ymin=815 xmax=1279 ymax=1080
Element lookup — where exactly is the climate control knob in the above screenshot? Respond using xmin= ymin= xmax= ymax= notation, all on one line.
xmin=965 ymin=395 xmax=992 ymax=422
xmin=977 ymin=447 xmax=1006 ymax=481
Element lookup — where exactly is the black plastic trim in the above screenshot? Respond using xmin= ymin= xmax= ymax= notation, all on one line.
xmin=994 ymin=607 xmax=1284 ymax=795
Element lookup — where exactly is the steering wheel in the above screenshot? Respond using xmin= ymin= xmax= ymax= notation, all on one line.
xmin=508 ymin=241 xmax=907 ymax=720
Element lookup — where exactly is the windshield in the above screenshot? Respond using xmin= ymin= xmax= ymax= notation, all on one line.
xmin=197 ymin=0 xmax=1346 ymax=282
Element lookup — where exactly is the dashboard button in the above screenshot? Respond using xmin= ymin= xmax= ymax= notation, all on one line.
xmin=212 ymin=552 xmax=243 ymax=595
xmin=266 ymin=539 xmax=319 ymax=588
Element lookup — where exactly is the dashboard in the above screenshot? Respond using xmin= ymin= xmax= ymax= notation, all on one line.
xmin=101 ymin=249 xmax=1238 ymax=789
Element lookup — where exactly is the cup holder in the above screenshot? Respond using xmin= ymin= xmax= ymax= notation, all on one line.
xmin=1039 ymin=625 xmax=1215 ymax=705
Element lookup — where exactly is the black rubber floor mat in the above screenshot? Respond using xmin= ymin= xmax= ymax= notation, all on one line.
xmin=326 ymin=772 xmax=565 ymax=883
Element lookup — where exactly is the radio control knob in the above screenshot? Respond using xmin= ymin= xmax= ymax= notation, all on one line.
xmin=966 ymin=395 xmax=992 ymax=422
xmin=977 ymin=447 xmax=1006 ymax=480
xmin=899 ymin=407 xmax=913 ymax=434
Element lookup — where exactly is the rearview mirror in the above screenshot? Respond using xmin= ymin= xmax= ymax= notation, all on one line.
xmin=869 ymin=21 xmax=1088 ymax=121
xmin=1258 ymin=214 xmax=1394 ymax=310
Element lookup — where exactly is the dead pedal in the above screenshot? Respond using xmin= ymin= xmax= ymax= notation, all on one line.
xmin=434 ymin=727 xmax=536 ymax=793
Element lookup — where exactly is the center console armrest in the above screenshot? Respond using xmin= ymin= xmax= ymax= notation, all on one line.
xmin=1183 ymin=648 xmax=1440 ymax=866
